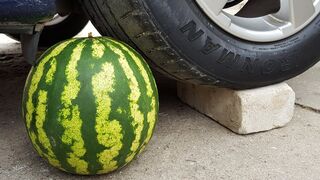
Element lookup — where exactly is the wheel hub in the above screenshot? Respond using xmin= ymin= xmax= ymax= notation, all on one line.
xmin=195 ymin=0 xmax=320 ymax=42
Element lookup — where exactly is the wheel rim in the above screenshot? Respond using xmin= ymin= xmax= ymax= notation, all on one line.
xmin=195 ymin=0 xmax=320 ymax=42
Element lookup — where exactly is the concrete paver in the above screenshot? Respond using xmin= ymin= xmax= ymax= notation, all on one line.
xmin=177 ymin=82 xmax=295 ymax=134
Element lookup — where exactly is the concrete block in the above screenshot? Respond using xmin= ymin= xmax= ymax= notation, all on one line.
xmin=177 ymin=82 xmax=295 ymax=134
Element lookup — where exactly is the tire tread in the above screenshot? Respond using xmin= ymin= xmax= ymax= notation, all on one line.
xmin=80 ymin=0 xmax=222 ymax=86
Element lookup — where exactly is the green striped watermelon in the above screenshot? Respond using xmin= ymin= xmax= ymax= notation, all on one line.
xmin=22 ymin=37 xmax=159 ymax=175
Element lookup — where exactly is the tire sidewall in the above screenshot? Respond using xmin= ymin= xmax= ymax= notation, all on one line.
xmin=145 ymin=0 xmax=320 ymax=88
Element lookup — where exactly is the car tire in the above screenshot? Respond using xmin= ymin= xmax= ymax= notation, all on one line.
xmin=81 ymin=0 xmax=320 ymax=89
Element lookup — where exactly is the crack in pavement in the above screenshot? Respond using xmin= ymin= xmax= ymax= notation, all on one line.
xmin=295 ymin=103 xmax=320 ymax=114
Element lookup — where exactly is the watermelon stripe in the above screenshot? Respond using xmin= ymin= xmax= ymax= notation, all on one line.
xmin=105 ymin=42 xmax=145 ymax=163
xmin=44 ymin=40 xmax=82 ymax=173
xmin=92 ymin=39 xmax=105 ymax=59
xmin=45 ymin=58 xmax=57 ymax=85
xmin=110 ymin=40 xmax=158 ymax=153
xmin=146 ymin=98 xmax=157 ymax=141
xmin=22 ymin=68 xmax=36 ymax=119
xmin=24 ymin=40 xmax=77 ymax=171
xmin=25 ymin=71 xmax=46 ymax=159
xmin=59 ymin=40 xmax=88 ymax=174
xmin=107 ymin=41 xmax=151 ymax=161
xmin=97 ymin=42 xmax=136 ymax=170
xmin=110 ymin=40 xmax=154 ymax=97
xmin=91 ymin=60 xmax=124 ymax=174
xmin=25 ymin=40 xmax=76 ymax=130
xmin=29 ymin=131 xmax=44 ymax=157
xmin=35 ymin=90 xmax=61 ymax=168
xmin=77 ymin=39 xmax=105 ymax=174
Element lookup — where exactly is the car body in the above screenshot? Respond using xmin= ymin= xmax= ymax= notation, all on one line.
xmin=0 ymin=0 xmax=86 ymax=64
xmin=0 ymin=0 xmax=56 ymax=34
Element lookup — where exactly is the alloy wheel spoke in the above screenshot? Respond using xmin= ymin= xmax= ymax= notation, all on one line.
xmin=196 ymin=0 xmax=320 ymax=42
xmin=275 ymin=0 xmax=315 ymax=27
xmin=196 ymin=0 xmax=228 ymax=15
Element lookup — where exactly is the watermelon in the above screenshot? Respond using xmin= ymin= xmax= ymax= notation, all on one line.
xmin=22 ymin=37 xmax=159 ymax=175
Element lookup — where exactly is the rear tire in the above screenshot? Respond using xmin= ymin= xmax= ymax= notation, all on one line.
xmin=81 ymin=0 xmax=320 ymax=89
